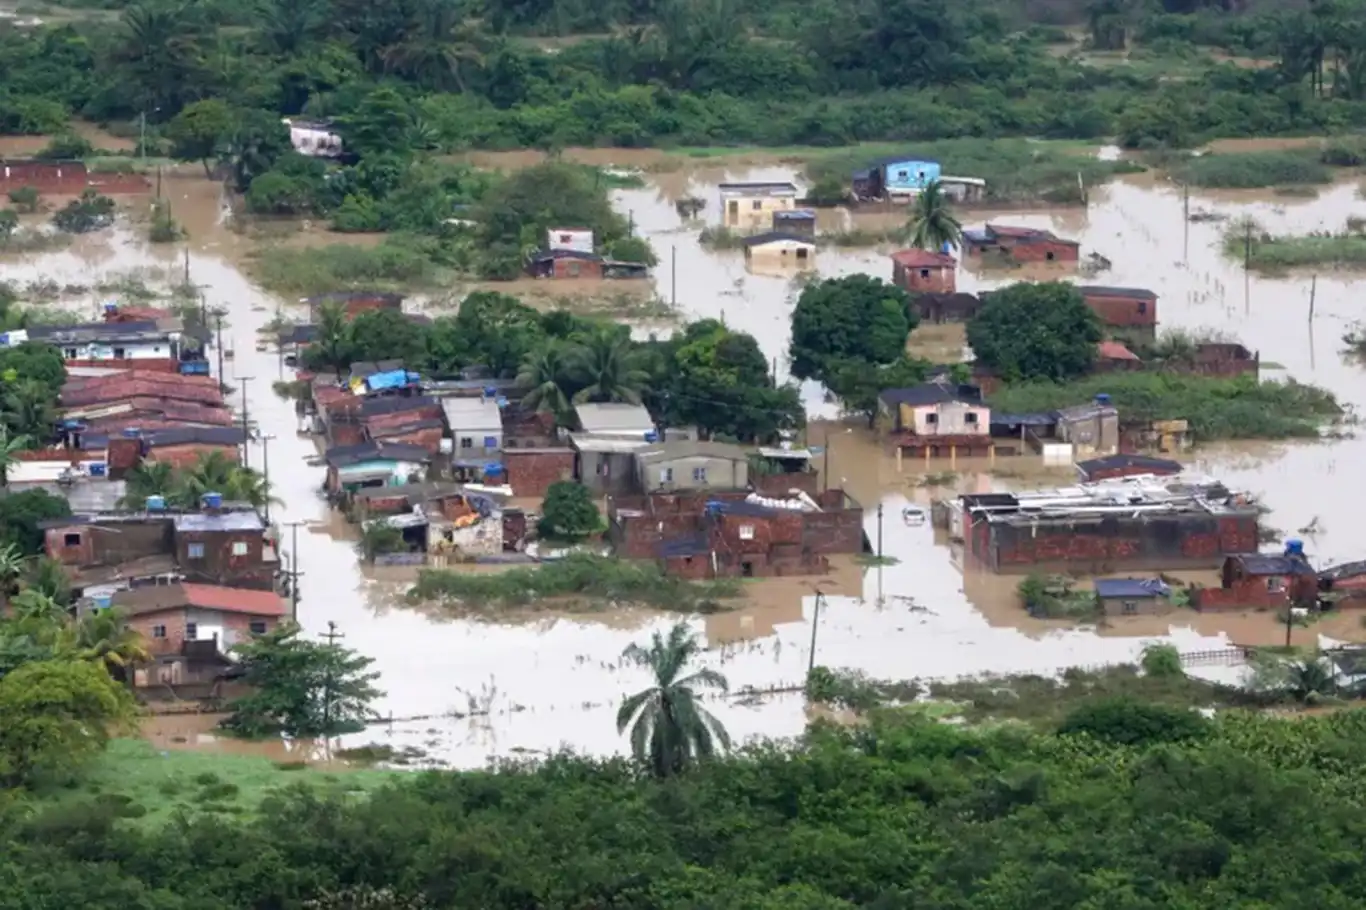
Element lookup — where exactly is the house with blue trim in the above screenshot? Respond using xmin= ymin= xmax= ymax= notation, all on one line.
xmin=852 ymin=155 xmax=942 ymax=200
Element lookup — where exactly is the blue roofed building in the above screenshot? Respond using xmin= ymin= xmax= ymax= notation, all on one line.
xmin=1093 ymin=577 xmax=1172 ymax=617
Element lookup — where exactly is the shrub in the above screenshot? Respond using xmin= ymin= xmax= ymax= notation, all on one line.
xmin=538 ymin=481 xmax=602 ymax=541
xmin=1058 ymin=696 xmax=1209 ymax=746
xmin=1172 ymin=151 xmax=1331 ymax=189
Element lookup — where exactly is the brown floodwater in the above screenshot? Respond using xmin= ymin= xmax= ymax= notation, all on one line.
xmin=5 ymin=155 xmax=1366 ymax=766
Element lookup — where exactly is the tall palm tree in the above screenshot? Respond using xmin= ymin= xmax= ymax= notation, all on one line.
xmin=0 ymin=426 xmax=32 ymax=486
xmin=121 ymin=460 xmax=176 ymax=508
xmin=517 ymin=343 xmax=574 ymax=419
xmin=4 ymin=380 xmax=55 ymax=441
xmin=23 ymin=557 xmax=72 ymax=608
xmin=310 ymin=302 xmax=352 ymax=372
xmin=116 ymin=4 xmax=207 ymax=112
xmin=256 ymin=0 xmax=330 ymax=56
xmin=616 ymin=622 xmax=731 ymax=778
xmin=570 ymin=329 xmax=649 ymax=405
xmin=1287 ymin=655 xmax=1337 ymax=702
xmin=380 ymin=0 xmax=485 ymax=92
xmin=173 ymin=451 xmax=274 ymax=508
xmin=906 ymin=180 xmax=962 ymax=252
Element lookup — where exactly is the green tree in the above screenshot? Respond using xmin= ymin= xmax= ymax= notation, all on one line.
xmin=0 ymin=426 xmax=33 ymax=485
xmin=226 ymin=109 xmax=293 ymax=193
xmin=0 ymin=542 xmax=25 ymax=603
xmin=570 ymin=326 xmax=648 ymax=404
xmin=52 ymin=189 xmax=116 ymax=234
xmin=789 ymin=275 xmax=914 ymax=382
xmin=171 ymin=451 xmax=273 ymax=509
xmin=516 ymin=343 xmax=574 ymax=420
xmin=967 ymin=281 xmax=1102 ymax=381
xmin=221 ymin=624 xmax=383 ymax=737
xmin=454 ymin=292 xmax=545 ymax=376
xmin=166 ymin=98 xmax=239 ymax=178
xmin=346 ymin=308 xmax=428 ymax=365
xmin=0 ymin=659 xmax=135 ymax=787
xmin=667 ymin=320 xmax=802 ymax=441
xmin=308 ymin=302 xmax=354 ymax=372
xmin=380 ymin=0 xmax=485 ymax=93
xmin=538 ymin=481 xmax=601 ymax=540
xmin=4 ymin=378 xmax=56 ymax=441
xmin=616 ymin=621 xmax=730 ymax=778
xmin=0 ymin=209 xmax=17 ymax=243
xmin=120 ymin=460 xmax=175 ymax=508
xmin=1058 ymin=696 xmax=1209 ymax=747
xmin=0 ymin=488 xmax=71 ymax=555
xmin=906 ymin=179 xmax=961 ymax=251
xmin=61 ymin=609 xmax=151 ymax=679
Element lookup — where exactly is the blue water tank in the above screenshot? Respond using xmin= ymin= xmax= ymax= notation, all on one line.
xmin=1095 ymin=393 xmax=1112 ymax=406
xmin=88 ymin=462 xmax=107 ymax=478
xmin=495 ymin=396 xmax=508 ymax=409
xmin=145 ymin=495 xmax=166 ymax=511
xmin=202 ymin=492 xmax=223 ymax=509
xmin=103 ymin=301 xmax=117 ymax=313
xmin=121 ymin=427 xmax=141 ymax=438
xmin=1285 ymin=539 xmax=1305 ymax=557
xmin=940 ymin=240 xmax=952 ymax=254
xmin=644 ymin=430 xmax=659 ymax=443
xmin=483 ymin=462 xmax=504 ymax=477
xmin=483 ymin=385 xmax=497 ymax=398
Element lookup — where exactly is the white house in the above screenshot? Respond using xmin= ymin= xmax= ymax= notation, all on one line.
xmin=21 ymin=319 xmax=183 ymax=365
xmin=283 ymin=118 xmax=344 ymax=158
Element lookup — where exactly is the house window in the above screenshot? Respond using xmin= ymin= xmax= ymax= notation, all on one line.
xmin=63 ymin=348 xmax=77 ymax=359
xmin=1122 ymin=601 xmax=1137 ymax=615
xmin=63 ymin=532 xmax=81 ymax=546
xmin=660 ymin=467 xmax=673 ymax=483
xmin=1045 ymin=252 xmax=1056 ymax=262
xmin=185 ymin=623 xmax=197 ymax=640
xmin=692 ymin=466 xmax=707 ymax=482
xmin=249 ymin=621 xmax=268 ymax=635
xmin=965 ymin=412 xmax=978 ymax=424
xmin=567 ymin=261 xmax=581 ymax=277
xmin=483 ymin=436 xmax=498 ymax=448
xmin=925 ymin=413 xmax=938 ymax=425
xmin=231 ymin=541 xmax=249 ymax=556
xmin=739 ymin=524 xmax=755 ymax=540
xmin=113 ymin=347 xmax=126 ymax=359
xmin=796 ymin=248 xmax=808 ymax=260
xmin=1137 ymin=301 xmax=1147 ymax=314
xmin=187 ymin=542 xmax=205 ymax=559
xmin=460 ymin=437 xmax=473 ymax=449
xmin=152 ymin=625 xmax=166 ymax=638
xmin=920 ymin=269 xmax=930 ymax=279
xmin=896 ymin=170 xmax=908 ymax=181
xmin=1268 ymin=576 xmax=1285 ymax=593
xmin=751 ymin=200 xmax=762 ymax=211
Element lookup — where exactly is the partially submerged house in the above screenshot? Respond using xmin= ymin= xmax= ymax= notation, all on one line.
xmin=909 ymin=292 xmax=981 ymax=324
xmin=1075 ymin=453 xmax=1183 ymax=483
xmin=1192 ymin=542 xmax=1318 ymax=611
xmin=719 ymin=182 xmax=798 ymax=230
xmin=851 ymin=155 xmax=941 ymax=201
xmin=323 ymin=440 xmax=432 ymax=494
xmin=741 ymin=232 xmax=815 ymax=267
xmin=1054 ymin=395 xmax=1120 ymax=459
xmin=283 ymin=118 xmax=345 ymax=159
xmin=1094 ymin=578 xmax=1172 ymax=617
xmin=526 ymin=250 xmax=649 ymax=280
xmin=21 ymin=319 xmax=193 ymax=372
xmin=890 ymin=249 xmax=957 ymax=294
xmin=772 ymin=210 xmax=816 ymax=238
xmin=877 ymin=382 xmax=992 ymax=457
xmin=962 ymin=224 xmax=1080 ymax=263
xmin=1078 ymin=286 xmax=1158 ymax=343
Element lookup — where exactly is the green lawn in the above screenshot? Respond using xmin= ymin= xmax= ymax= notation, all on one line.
xmin=30 ymin=738 xmax=404 ymax=827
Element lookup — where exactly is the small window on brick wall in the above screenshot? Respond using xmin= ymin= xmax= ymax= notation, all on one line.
xmin=231 ymin=541 xmax=249 ymax=556
xmin=152 ymin=625 xmax=167 ymax=638
xmin=187 ymin=543 xmax=205 ymax=559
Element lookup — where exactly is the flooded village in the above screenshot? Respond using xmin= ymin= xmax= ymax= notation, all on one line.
xmin=6 ymin=131 xmax=1366 ymax=768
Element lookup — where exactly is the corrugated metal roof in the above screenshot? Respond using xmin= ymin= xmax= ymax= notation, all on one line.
xmin=442 ymin=397 xmax=503 ymax=431
xmin=574 ymin=403 xmax=655 ymax=436
xmin=172 ymin=511 xmax=266 ymax=532
xmin=1094 ymin=578 xmax=1170 ymax=599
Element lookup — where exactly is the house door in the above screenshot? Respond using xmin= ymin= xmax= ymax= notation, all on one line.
xmin=741 ymin=561 xmax=754 ymax=578
xmin=727 ymin=200 xmax=738 ymax=217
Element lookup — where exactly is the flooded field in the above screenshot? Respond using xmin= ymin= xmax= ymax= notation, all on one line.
xmin=6 ymin=154 xmax=1366 ymax=767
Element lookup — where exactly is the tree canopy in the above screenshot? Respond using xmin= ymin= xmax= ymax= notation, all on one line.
xmin=967 ymin=281 xmax=1103 ymax=381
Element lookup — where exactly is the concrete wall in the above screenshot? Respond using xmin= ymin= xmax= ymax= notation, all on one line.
xmin=638 ymin=455 xmax=747 ymax=491
xmin=45 ymin=520 xmax=171 ymax=567
xmin=901 ymin=401 xmax=989 ymax=436
xmin=723 ymin=195 xmax=795 ymax=231
xmin=892 ymin=263 xmax=956 ymax=294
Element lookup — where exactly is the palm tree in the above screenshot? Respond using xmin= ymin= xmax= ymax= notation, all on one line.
xmin=517 ymin=343 xmax=574 ymax=419
xmin=116 ymin=4 xmax=207 ymax=112
xmin=10 ymin=589 xmax=67 ymax=631
xmin=1287 ymin=655 xmax=1337 ymax=703
xmin=121 ymin=460 xmax=176 ymax=508
xmin=0 ymin=425 xmax=32 ymax=486
xmin=3 ymin=379 xmax=55 ymax=440
xmin=616 ymin=622 xmax=731 ymax=778
xmin=0 ymin=543 xmax=25 ymax=604
xmin=309 ymin=302 xmax=352 ymax=372
xmin=173 ymin=451 xmax=272 ymax=508
xmin=62 ymin=609 xmax=151 ymax=680
xmin=380 ymin=0 xmax=485 ymax=92
xmin=570 ymin=329 xmax=649 ymax=405
xmin=256 ymin=0 xmax=330 ymax=56
xmin=23 ymin=557 xmax=72 ymax=608
xmin=906 ymin=180 xmax=962 ymax=252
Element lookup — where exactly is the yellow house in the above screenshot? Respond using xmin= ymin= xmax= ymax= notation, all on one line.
xmin=741 ymin=231 xmax=815 ymax=271
xmin=719 ymin=182 xmax=799 ymax=231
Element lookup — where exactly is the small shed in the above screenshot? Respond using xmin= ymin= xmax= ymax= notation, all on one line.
xmin=1054 ymin=395 xmax=1119 ymax=458
xmin=528 ymin=249 xmax=603 ymax=280
xmin=890 ymin=248 xmax=957 ymax=295
xmin=1094 ymin=578 xmax=1171 ymax=617
xmin=772 ymin=209 xmax=816 ymax=238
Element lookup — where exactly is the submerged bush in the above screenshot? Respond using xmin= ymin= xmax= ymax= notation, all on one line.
xmin=1173 ymin=150 xmax=1332 ymax=189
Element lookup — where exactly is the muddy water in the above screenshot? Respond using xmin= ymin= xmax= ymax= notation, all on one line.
xmin=6 ymin=160 xmax=1366 ymax=768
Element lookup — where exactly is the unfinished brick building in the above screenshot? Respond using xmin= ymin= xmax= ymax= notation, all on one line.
xmin=608 ymin=488 xmax=863 ymax=579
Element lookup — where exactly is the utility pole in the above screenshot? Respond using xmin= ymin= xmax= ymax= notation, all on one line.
xmin=1308 ymin=274 xmax=1317 ymax=323
xmin=876 ymin=502 xmax=883 ymax=559
xmin=257 ymin=433 xmax=276 ymax=523
xmin=671 ymin=244 xmax=677 ymax=308
xmin=807 ymin=590 xmax=826 ymax=675
xmin=1182 ymin=183 xmax=1189 ymax=264
xmin=139 ymin=110 xmax=146 ymax=162
xmin=322 ymin=621 xmax=344 ymax=733
xmin=282 ymin=520 xmax=305 ymax=622
xmin=236 ymin=376 xmax=254 ymax=466
xmin=215 ymin=312 xmax=225 ymax=388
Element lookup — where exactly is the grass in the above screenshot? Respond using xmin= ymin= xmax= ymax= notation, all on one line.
xmin=803 ymin=138 xmax=1137 ymax=204
xmin=29 ymin=738 xmax=402 ymax=827
xmin=987 ymin=371 xmax=1342 ymax=441
xmin=1172 ymin=150 xmax=1333 ymax=189
xmin=1227 ymin=218 xmax=1366 ymax=270
xmin=408 ymin=553 xmax=742 ymax=613
xmin=247 ymin=233 xmax=453 ymax=295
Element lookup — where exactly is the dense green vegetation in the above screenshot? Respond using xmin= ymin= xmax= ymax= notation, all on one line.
xmin=989 ymin=371 xmax=1342 ymax=440
xmin=968 ymin=281 xmax=1103 ymax=382
xmin=1227 ymin=217 xmax=1366 ymax=269
xmin=302 ymin=296 xmax=804 ymax=442
xmin=408 ymin=552 xmax=741 ymax=611
xmin=1171 ymin=148 xmax=1334 ymax=188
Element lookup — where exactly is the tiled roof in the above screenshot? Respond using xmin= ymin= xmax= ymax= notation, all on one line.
xmin=112 ymin=582 xmax=286 ymax=617
xmin=1097 ymin=341 xmax=1140 ymax=361
xmin=890 ymin=248 xmax=956 ymax=268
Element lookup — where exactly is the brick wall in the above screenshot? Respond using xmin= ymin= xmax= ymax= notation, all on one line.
xmin=892 ymin=263 xmax=956 ymax=294
xmin=175 ymin=529 xmax=273 ymax=588
xmin=126 ymin=609 xmax=282 ymax=671
xmin=504 ymin=449 xmax=575 ymax=497
xmin=1010 ymin=239 xmax=1079 ymax=263
xmin=1083 ymin=293 xmax=1156 ymax=329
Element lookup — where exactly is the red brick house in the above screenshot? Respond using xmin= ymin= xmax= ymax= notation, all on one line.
xmin=890 ymin=249 xmax=957 ymax=294
xmin=1320 ymin=561 xmax=1366 ymax=603
xmin=307 ymin=291 xmax=404 ymax=322
xmin=1079 ymin=286 xmax=1158 ymax=342
xmin=172 ymin=509 xmax=275 ymax=589
xmin=528 ymin=250 xmax=605 ymax=280
xmin=1192 ymin=548 xmax=1319 ymax=612
xmin=963 ymin=224 xmax=1080 ymax=263
xmin=503 ymin=448 xmax=575 ymax=497
xmin=112 ymin=583 xmax=288 ymax=689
